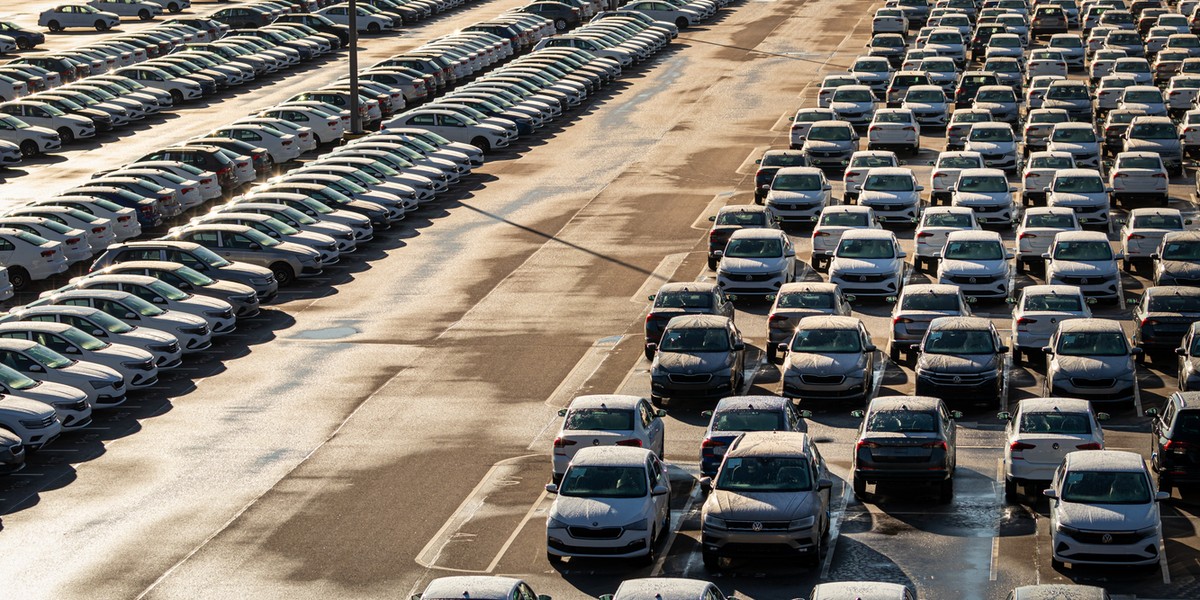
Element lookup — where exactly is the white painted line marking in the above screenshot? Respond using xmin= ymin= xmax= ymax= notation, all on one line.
xmin=485 ymin=489 xmax=548 ymax=573
xmin=692 ymin=193 xmax=735 ymax=230
xmin=650 ymin=479 xmax=702 ymax=577
xmin=991 ymin=458 xmax=1003 ymax=581
xmin=630 ymin=252 xmax=690 ymax=304
xmin=820 ymin=479 xmax=852 ymax=579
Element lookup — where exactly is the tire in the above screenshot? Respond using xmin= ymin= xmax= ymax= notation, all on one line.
xmin=367 ymin=22 xmax=381 ymax=34
xmin=16 ymin=37 xmax=31 ymax=50
xmin=6 ymin=267 xmax=29 ymax=290
xmin=852 ymin=475 xmax=868 ymax=500
xmin=1003 ymin=477 xmax=1019 ymax=503
xmin=471 ymin=136 xmax=491 ymax=153
xmin=19 ymin=140 xmax=38 ymax=157
xmin=889 ymin=342 xmax=902 ymax=363
xmin=1122 ymin=258 xmax=1131 ymax=271
xmin=676 ymin=17 xmax=689 ymax=30
xmin=138 ymin=9 xmax=152 ymax=20
xmin=806 ymin=531 xmax=825 ymax=567
xmin=650 ymin=394 xmax=663 ymax=407
xmin=767 ymin=343 xmax=777 ymax=363
xmin=95 ymin=20 xmax=110 ymax=32
xmin=707 ymin=257 xmax=717 ymax=271
xmin=645 ymin=346 xmax=655 ymax=361
xmin=270 ymin=262 xmax=296 ymax=286
xmin=1158 ymin=474 xmax=1173 ymax=497
xmin=56 ymin=127 xmax=73 ymax=144
xmin=938 ymin=478 xmax=954 ymax=504
xmin=169 ymin=89 xmax=184 ymax=105
xmin=638 ymin=530 xmax=657 ymax=566
xmin=547 ymin=552 xmax=562 ymax=565
xmin=168 ymin=2 xmax=181 ymax=12
xmin=702 ymin=550 xmax=721 ymax=572
xmin=1052 ymin=558 xmax=1066 ymax=570
xmin=47 ymin=20 xmax=63 ymax=32
xmin=555 ymin=18 xmax=568 ymax=31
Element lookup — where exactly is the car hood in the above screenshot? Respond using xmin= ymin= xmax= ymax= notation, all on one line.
xmin=832 ymin=257 xmax=896 ymax=273
xmin=904 ymin=101 xmax=947 ymax=111
xmin=966 ymin=140 xmax=1015 ymax=153
xmin=768 ymin=190 xmax=825 ymax=203
xmin=552 ymin=495 xmax=646 ymax=525
xmin=1161 ymin=261 xmax=1200 ymax=278
xmin=941 ymin=259 xmax=1007 ymax=275
xmin=0 ymin=395 xmax=56 ymax=418
xmin=859 ymin=190 xmax=919 ymax=205
xmin=1058 ymin=500 xmax=1158 ymax=531
xmin=122 ymin=327 xmax=177 ymax=345
xmin=1050 ymin=141 xmax=1099 ymax=153
xmin=1052 ymin=355 xmax=1133 ymax=377
xmin=1050 ymin=192 xmax=1107 ymax=205
xmin=918 ymin=352 xmax=999 ymax=373
xmin=202 ymin=280 xmax=256 ymax=296
xmin=1050 ymin=260 xmax=1115 ymax=276
xmin=831 ymin=101 xmax=872 ymax=112
xmin=96 ymin=343 xmax=154 ymax=362
xmin=180 ymin=295 xmax=232 ymax=312
xmin=974 ymin=101 xmax=1015 ymax=113
xmin=13 ymin=380 xmax=87 ymax=405
xmin=955 ymin=191 xmax=1010 ymax=205
xmin=655 ymin=351 xmax=732 ymax=373
xmin=721 ymin=256 xmax=786 ymax=273
xmin=706 ymin=489 xmax=818 ymax=521
xmin=220 ymin=262 xmax=274 ymax=278
xmin=786 ymin=351 xmax=865 ymax=373
xmin=61 ymin=359 xmax=121 ymax=382
xmin=803 ymin=140 xmax=851 ymax=152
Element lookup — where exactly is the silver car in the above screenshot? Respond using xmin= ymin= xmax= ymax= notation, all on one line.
xmin=888 ymin=284 xmax=971 ymax=361
xmin=89 ymin=240 xmax=279 ymax=302
xmin=89 ymin=260 xmax=260 ymax=318
xmin=1044 ymin=231 xmax=1123 ymax=302
xmin=699 ymin=431 xmax=831 ymax=571
xmin=766 ymin=282 xmax=853 ymax=362
xmin=779 ymin=316 xmax=877 ymax=401
xmin=1010 ymin=285 xmax=1092 ymax=364
xmin=3 ymin=304 xmax=183 ymax=369
xmin=857 ymin=167 xmax=923 ymax=225
xmin=164 ymin=223 xmax=323 ymax=286
xmin=1044 ymin=319 xmax=1139 ymax=403
xmin=802 ymin=120 xmax=859 ymax=169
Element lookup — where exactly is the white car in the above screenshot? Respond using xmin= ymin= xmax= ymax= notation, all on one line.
xmin=209 ymin=123 xmax=300 ymax=164
xmin=873 ymin=7 xmax=909 ymax=34
xmin=1009 ymin=285 xmax=1092 ymax=362
xmin=827 ymin=228 xmax=907 ymax=298
xmin=62 ymin=274 xmax=236 ymax=335
xmin=972 ymin=84 xmax=1021 ymax=124
xmin=1094 ymin=74 xmax=1138 ymax=114
xmin=6 ymin=304 xmax=183 ymax=369
xmin=551 ymin=394 xmax=666 ymax=481
xmin=546 ymin=446 xmax=670 ymax=564
xmin=220 ymin=201 xmax=362 ymax=252
xmin=764 ymin=167 xmax=831 ymax=225
xmin=0 ymin=339 xmax=125 ymax=408
xmin=87 ymin=0 xmax=161 ymax=20
xmin=104 ymin=168 xmax=205 ymax=210
xmin=38 ymin=4 xmax=120 ymax=31
xmin=115 ymin=66 xmax=203 ymax=105
xmin=1027 ymin=50 xmax=1069 ymax=79
xmin=1047 ymin=123 xmax=1102 ymax=170
xmin=258 ymin=106 xmax=344 ymax=145
xmin=0 ymin=114 xmax=60 ymax=158
xmin=235 ymin=116 xmax=317 ymax=152
xmin=0 ymin=216 xmax=92 ymax=266
xmin=809 ymin=206 xmax=881 ymax=272
xmin=1165 ymin=75 xmax=1200 ymax=113
xmin=383 ymin=108 xmax=514 ymax=153
xmin=924 ymin=28 xmax=966 ymax=63
xmin=856 ymin=167 xmax=924 ymax=225
xmin=902 ymin=85 xmax=950 ymax=127
xmin=39 ymin=289 xmax=213 ymax=353
xmin=124 ymin=160 xmax=222 ymax=202
xmin=829 ymin=85 xmax=876 ymax=126
xmin=1119 ymin=208 xmax=1187 ymax=268
xmin=1118 ymin=85 xmax=1168 ymax=116
xmin=1044 ymin=230 xmax=1123 ymax=302
xmin=929 ymin=151 xmax=982 ymax=203
xmin=30 ymin=197 xmax=139 ymax=242
xmin=1023 ymin=109 xmax=1071 ymax=155
xmin=945 ymin=108 xmax=992 ymax=150
xmin=0 ymin=394 xmax=62 ymax=450
xmin=950 ymin=168 xmax=1016 ymax=227
xmin=1048 ymin=33 xmax=1086 ymax=68
xmin=866 ymin=108 xmax=920 ymax=155
xmin=850 ymin=55 xmax=893 ymax=95
xmin=1025 ymin=75 xmax=1066 ymax=110
xmin=964 ymin=122 xmax=1019 ymax=172
xmin=1021 ymin=151 xmax=1075 ymax=205
xmin=623 ymin=1 xmax=702 ymax=28
xmin=316 ymin=5 xmax=394 ymax=33
xmin=0 ymin=227 xmax=70 ymax=289
xmin=1109 ymin=151 xmax=1169 ymax=206
xmin=935 ymin=230 xmax=1013 ymax=300
xmin=0 ymin=101 xmax=95 ymax=144
xmin=917 ymin=56 xmax=960 ymax=91
xmin=1045 ymin=168 xmax=1111 ymax=229
xmin=843 ymin=150 xmax=898 ymax=202
xmin=6 ymin=205 xmax=116 ymax=251
xmin=715 ymin=228 xmax=796 ymax=298
xmin=1001 ymin=398 xmax=1106 ymax=501
xmin=1089 ymin=49 xmax=1128 ymax=82
xmin=1112 ymin=57 xmax=1154 ymax=85
xmin=914 ymin=206 xmax=979 ymax=271
xmin=0 ymin=322 xmax=159 ymax=389
xmin=817 ymin=74 xmax=860 ymax=108
xmin=1015 ymin=207 xmax=1080 ymax=273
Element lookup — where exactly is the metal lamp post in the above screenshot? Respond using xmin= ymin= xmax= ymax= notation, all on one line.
xmin=348 ymin=0 xmax=362 ymax=135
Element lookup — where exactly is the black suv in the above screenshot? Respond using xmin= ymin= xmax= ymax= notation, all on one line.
xmin=851 ymin=395 xmax=960 ymax=502
xmin=1147 ymin=391 xmax=1200 ymax=494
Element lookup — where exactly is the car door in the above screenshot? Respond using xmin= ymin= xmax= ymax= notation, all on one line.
xmin=0 ymin=348 xmax=38 ymax=373
xmin=647 ymin=453 xmax=669 ymax=523
xmin=638 ymin=398 xmax=664 ymax=455
xmin=0 ymin=236 xmax=16 ymax=268
xmin=940 ymin=402 xmax=957 ymax=469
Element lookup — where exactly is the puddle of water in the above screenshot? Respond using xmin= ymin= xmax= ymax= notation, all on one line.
xmin=291 ymin=326 xmax=358 ymax=340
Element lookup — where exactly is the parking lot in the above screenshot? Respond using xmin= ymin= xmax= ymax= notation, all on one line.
xmin=0 ymin=0 xmax=1198 ymax=598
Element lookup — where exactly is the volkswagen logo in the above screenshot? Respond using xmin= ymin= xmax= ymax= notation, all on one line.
xmin=1080 ymin=278 xmax=1089 ymax=284
xmin=969 ymin=277 xmax=977 ymax=284
xmin=593 ymin=522 xmax=599 ymax=527
xmin=1053 ymin=442 xmax=1060 ymax=450
xmin=745 ymin=275 xmax=753 ymax=281
xmin=1051 ymin=317 xmax=1058 ymax=324
xmin=952 ymin=375 xmax=962 ymax=383
xmin=592 ymin=439 xmax=600 ymax=446
xmin=859 ymin=275 xmax=868 ymax=282
xmin=752 ymin=521 xmax=763 ymax=532
xmin=1102 ymin=533 xmax=1113 ymax=544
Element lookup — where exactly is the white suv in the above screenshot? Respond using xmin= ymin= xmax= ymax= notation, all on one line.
xmin=828 ymin=229 xmax=907 ymax=298
xmin=935 ymin=230 xmax=1013 ymax=300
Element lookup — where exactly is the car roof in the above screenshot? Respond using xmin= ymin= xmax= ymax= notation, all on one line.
xmin=865 ymin=167 xmax=913 ymax=176
xmin=568 ymin=394 xmax=642 ymax=410
xmin=613 ymin=578 xmax=713 ymax=599
xmin=1057 ymin=318 xmax=1124 ymax=333
xmin=796 ymin=315 xmax=860 ymax=330
xmin=842 ymin=228 xmax=896 ymax=240
xmin=823 ymin=205 xmax=874 ymax=214
xmin=656 ymin=281 xmax=719 ymax=295
xmin=1010 ymin=584 xmax=1107 ymax=600
xmin=1018 ymin=397 xmax=1093 ymax=414
xmin=902 ymin=284 xmax=961 ymax=296
xmin=924 ymin=206 xmax=974 ymax=215
xmin=714 ymin=395 xmax=792 ymax=412
xmin=729 ymin=228 xmax=786 ymax=240
xmin=779 ymin=281 xmax=840 ymax=294
xmin=1128 ymin=207 xmax=1182 ymax=217
xmin=664 ymin=314 xmax=730 ymax=330
xmin=811 ymin=582 xmax=910 ymax=600
xmin=1164 ymin=230 xmax=1200 ymax=242
xmin=1055 ymin=168 xmax=1102 ymax=178
xmin=420 ymin=576 xmax=521 ymax=600
xmin=1063 ymin=449 xmax=1145 ymax=471
xmin=1022 ymin=284 xmax=1084 ymax=296
xmin=99 ymin=260 xmax=184 ymax=272
xmin=570 ymin=445 xmax=652 ymax=466
xmin=1053 ymin=230 xmax=1108 ymax=242
xmin=945 ymin=230 xmax=1002 ymax=242
xmin=868 ymin=395 xmax=942 ymax=413
xmin=0 ymin=338 xmax=38 ymax=351
xmin=929 ymin=316 xmax=992 ymax=331
xmin=1145 ymin=285 xmax=1200 ymax=297
xmin=728 ymin=430 xmax=811 ymax=457
xmin=776 ymin=166 xmax=824 ymax=175
xmin=958 ymin=167 xmax=1007 ymax=177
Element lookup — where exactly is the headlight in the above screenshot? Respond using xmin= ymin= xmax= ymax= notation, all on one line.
xmin=1055 ymin=522 xmax=1081 ymax=536
xmin=121 ymin=361 xmax=147 ymax=368
xmin=1135 ymin=525 xmax=1159 ymax=538
xmin=703 ymin=514 xmax=726 ymax=530
xmin=89 ymin=380 xmax=111 ymax=390
xmin=622 ymin=518 xmax=648 ymax=531
xmin=546 ymin=516 xmax=569 ymax=529
xmin=789 ymin=516 xmax=816 ymax=531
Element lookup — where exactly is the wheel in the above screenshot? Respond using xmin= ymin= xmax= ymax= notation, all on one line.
xmin=1158 ymin=474 xmax=1173 ymax=497
xmin=911 ymin=143 xmax=920 ymax=156
xmin=938 ymin=478 xmax=954 ymax=504
xmin=18 ymin=140 xmax=38 ymax=157
xmin=753 ymin=194 xmax=763 ymax=205
xmin=168 ymin=2 xmax=181 ymax=12
xmin=555 ymin=18 xmax=568 ymax=31
xmin=650 ymin=394 xmax=663 ymax=407
xmin=889 ymin=342 xmax=902 ymax=363
xmin=1015 ymin=260 xmax=1025 ymax=275
xmin=767 ymin=343 xmax=777 ymax=363
xmin=95 ymin=20 xmax=110 ymax=32
xmin=675 ymin=17 xmax=689 ymax=30
xmin=1051 ymin=558 xmax=1066 ymax=570
xmin=1122 ymin=258 xmax=1132 ymax=271
xmin=367 ymin=22 xmax=381 ymax=34
xmin=645 ymin=346 xmax=655 ymax=361
xmin=169 ymin=89 xmax=184 ymax=105
xmin=471 ymin=136 xmax=491 ymax=153
xmin=852 ymin=475 xmax=868 ymax=500
xmin=138 ymin=9 xmax=152 ymax=20
xmin=1004 ymin=477 xmax=1019 ymax=503
xmin=546 ymin=552 xmax=562 ymax=565
xmin=270 ymin=262 xmax=296 ymax=286
xmin=16 ymin=37 xmax=31 ymax=50
xmin=843 ymin=193 xmax=853 ymax=203
xmin=638 ymin=530 xmax=657 ymax=566
xmin=707 ymin=257 xmax=717 ymax=271
xmin=6 ymin=267 xmax=29 ymax=291
xmin=702 ymin=550 xmax=721 ymax=572
xmin=47 ymin=20 xmax=63 ymax=32
xmin=56 ymin=127 xmax=73 ymax=144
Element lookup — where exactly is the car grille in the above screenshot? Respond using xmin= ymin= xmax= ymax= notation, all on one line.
xmin=968 ymin=205 xmax=996 ymax=213
xmin=1070 ymin=377 xmax=1117 ymax=388
xmin=807 ymin=150 xmax=846 ymax=157
xmin=130 ymin=360 xmax=155 ymax=372
xmin=840 ymin=272 xmax=891 ymax=283
xmin=1059 ymin=275 xmax=1107 ymax=286
xmin=772 ymin=202 xmax=819 ymax=211
xmin=801 ymin=374 xmax=846 ymax=385
xmin=111 ymin=380 xmax=124 ymax=391
xmin=1069 ymin=206 xmax=1093 ymax=214
xmin=982 ymin=152 xmax=1008 ymax=160
xmin=668 ymin=373 xmax=713 ymax=384
xmin=867 ymin=203 xmax=911 ymax=212
xmin=68 ymin=399 xmax=88 ymax=412
xmin=568 ymin=526 xmax=623 ymax=539
xmin=947 ymin=274 xmax=1000 ymax=284
xmin=725 ymin=520 xmax=791 ymax=531
xmin=921 ymin=371 xmax=991 ymax=384
xmin=727 ymin=272 xmax=777 ymax=282
xmin=1068 ymin=530 xmax=1149 ymax=545
xmin=151 ymin=341 xmax=180 ymax=354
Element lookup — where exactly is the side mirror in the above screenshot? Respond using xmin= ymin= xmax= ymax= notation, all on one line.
xmin=152 ymin=297 xmax=166 ymax=304
xmin=932 ymin=251 xmax=942 ymax=258
xmin=733 ymin=341 xmax=745 ymax=351
xmin=851 ymin=409 xmax=866 ymax=418
xmin=1106 ymin=186 xmax=1115 ymax=193
xmin=247 ymin=243 xmax=261 ymax=250
xmin=655 ymin=409 xmax=667 ymax=417
xmin=1097 ymin=412 xmax=1110 ymax=421
xmin=897 ymin=250 xmax=907 ymax=258
xmin=708 ymin=215 xmax=716 ymax=221
xmin=64 ymin=346 xmax=78 ymax=354
xmin=699 ymin=476 xmax=713 ymax=493
xmin=1146 ymin=407 xmax=1160 ymax=417
xmin=817 ymin=478 xmax=833 ymax=490
xmin=1042 ymin=346 xmax=1054 ymax=355
xmin=1009 ymin=185 xmax=1018 ymax=192
xmin=647 ymin=294 xmax=656 ymax=302
xmin=916 ymin=185 xmax=925 ymax=191
xmin=645 ymin=342 xmax=657 ymax=355
xmin=1005 ymin=252 xmax=1015 ymax=260
xmin=1178 ymin=347 xmax=1189 ymax=356
xmin=1156 ymin=491 xmax=1171 ymax=501
xmin=1151 ymin=253 xmax=1161 ymax=260
xmin=864 ymin=344 xmax=878 ymax=352
xmin=822 ymin=184 xmax=832 ymax=191
xmin=28 ymin=364 xmax=42 ymax=372
xmin=713 ymin=250 xmax=724 ymax=258
xmin=91 ymin=329 xmax=104 ymax=337
xmin=997 ymin=411 xmax=1012 ymax=420
xmin=124 ymin=312 xmax=137 ymax=319
xmin=412 ymin=595 xmax=422 ymax=600
xmin=545 ymin=483 xmax=559 ymax=494
xmin=701 ymin=410 xmax=714 ymax=418
xmin=777 ymin=342 xmax=789 ymax=356
xmin=997 ymin=345 xmax=1009 ymax=354
xmin=557 ymin=408 xmax=567 ymax=416
xmin=652 ymin=484 xmax=669 ymax=496
xmin=785 ymin=248 xmax=796 ymax=257
xmin=1041 ymin=252 xmax=1052 ymax=259
xmin=1043 ymin=488 xmax=1058 ymax=499
xmin=1132 ymin=347 xmax=1144 ymax=356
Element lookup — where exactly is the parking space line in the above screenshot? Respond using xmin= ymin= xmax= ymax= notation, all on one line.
xmin=991 ymin=458 xmax=1003 ymax=581
xmin=650 ymin=478 xmax=701 ymax=577
xmin=629 ymin=252 xmax=690 ymax=304
xmin=484 ymin=489 xmax=548 ymax=573
xmin=691 ymin=194 xmax=735 ymax=230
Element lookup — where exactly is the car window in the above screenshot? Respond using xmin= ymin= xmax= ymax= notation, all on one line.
xmin=868 ymin=410 xmax=937 ymax=432
xmin=713 ymin=409 xmax=786 ymax=432
xmin=558 ymin=465 xmax=648 ymax=498
xmin=565 ymin=408 xmax=634 ymax=431
xmin=1020 ymin=412 xmax=1092 ymax=434
xmin=637 ymin=401 xmax=653 ymax=428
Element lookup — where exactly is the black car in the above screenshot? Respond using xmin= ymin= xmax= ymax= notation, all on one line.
xmin=137 ymin=146 xmax=240 ymax=190
xmin=275 ymin=13 xmax=351 ymax=46
xmin=0 ymin=21 xmax=45 ymax=50
xmin=211 ymin=6 xmax=276 ymax=29
xmin=753 ymin=149 xmax=807 ymax=203
xmin=1147 ymin=391 xmax=1200 ymax=493
xmin=644 ymin=282 xmax=734 ymax=358
xmin=1131 ymin=286 xmax=1200 ymax=355
xmin=914 ymin=316 xmax=1008 ymax=402
xmin=851 ymin=395 xmax=959 ymax=502
xmin=518 ymin=1 xmax=583 ymax=31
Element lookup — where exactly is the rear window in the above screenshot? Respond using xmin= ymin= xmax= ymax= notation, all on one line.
xmin=778 ymin=292 xmax=835 ymax=309
xmin=1149 ymin=294 xmax=1200 ymax=313
xmin=867 ymin=410 xmax=938 ymax=432
xmin=901 ymin=293 xmax=959 ymax=311
xmin=565 ymin=408 xmax=634 ymax=431
xmin=654 ymin=292 xmax=713 ymax=309
xmin=713 ymin=409 xmax=786 ymax=432
xmin=1020 ymin=412 xmax=1092 ymax=435
xmin=1171 ymin=411 xmax=1200 ymax=442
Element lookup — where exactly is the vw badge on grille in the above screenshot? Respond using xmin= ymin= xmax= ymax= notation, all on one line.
xmin=592 ymin=439 xmax=600 ymax=446
xmin=859 ymin=275 xmax=867 ymax=282
xmin=1080 ymin=278 xmax=1089 ymax=284
xmin=752 ymin=522 xmax=763 ymax=532
xmin=1102 ymin=533 xmax=1113 ymax=544
xmin=969 ymin=277 xmax=977 ymax=284
xmin=1053 ymin=442 xmax=1060 ymax=450
xmin=745 ymin=274 xmax=753 ymax=281
xmin=952 ymin=375 xmax=962 ymax=383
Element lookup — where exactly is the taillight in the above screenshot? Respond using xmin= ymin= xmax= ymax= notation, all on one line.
xmin=1165 ymin=440 xmax=1193 ymax=453
xmin=1143 ymin=318 xmax=1159 ymax=327
xmin=118 ymin=215 xmax=131 ymax=222
xmin=813 ymin=230 xmax=829 ymax=237
xmin=1010 ymin=441 xmax=1036 ymax=451
xmin=916 ymin=231 xmax=934 ymax=238
xmin=1016 ymin=316 xmax=1037 ymax=327
xmin=846 ymin=171 xmax=861 ymax=178
xmin=66 ymin=237 xmax=80 ymax=244
xmin=768 ymin=313 xmax=788 ymax=323
xmin=1128 ymin=233 xmax=1145 ymax=240
xmin=856 ymin=440 xmax=878 ymax=451
xmin=282 ymin=140 xmax=293 ymax=146
xmin=701 ymin=438 xmax=727 ymax=456
xmin=1076 ymin=442 xmax=1103 ymax=450
xmin=182 ymin=187 xmax=194 ymax=194
xmin=922 ymin=440 xmax=948 ymax=450
xmin=237 ymin=161 xmax=248 ymax=168
xmin=552 ymin=437 xmax=577 ymax=455
xmin=91 ymin=226 xmax=105 ymax=233
xmin=615 ymin=439 xmax=643 ymax=447
xmin=893 ymin=316 xmax=914 ymax=324
xmin=40 ymin=249 xmax=55 ymax=257
xmin=216 ymin=166 xmax=231 ymax=175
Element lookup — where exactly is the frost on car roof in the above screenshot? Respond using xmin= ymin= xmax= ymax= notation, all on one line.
xmin=796 ymin=315 xmax=860 ymax=330
xmin=569 ymin=394 xmax=642 ymax=410
xmin=1144 ymin=285 xmax=1200 ymax=298
xmin=728 ymin=430 xmax=810 ymax=457
xmin=778 ymin=281 xmax=839 ymax=294
xmin=1011 ymin=583 xmax=1107 ymax=600
xmin=1056 ymin=318 xmax=1124 ymax=333
xmin=656 ymin=281 xmax=719 ymax=295
xmin=1018 ymin=397 xmax=1092 ymax=414
xmin=570 ymin=445 xmax=650 ymax=466
xmin=1063 ymin=449 xmax=1144 ymax=471
xmin=662 ymin=314 xmax=730 ymax=330
xmin=420 ymin=576 xmax=520 ymax=600
xmin=811 ymin=581 xmax=909 ymax=600
xmin=714 ymin=395 xmax=791 ymax=411
xmin=869 ymin=395 xmax=941 ymax=413
xmin=614 ymin=577 xmax=713 ymax=599
xmin=928 ymin=316 xmax=992 ymax=331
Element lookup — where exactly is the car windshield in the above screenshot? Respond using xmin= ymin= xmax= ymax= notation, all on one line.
xmin=833 ymin=89 xmax=874 ymax=102
xmin=957 ymin=176 xmax=1008 ymax=192
xmin=1052 ymin=128 xmax=1096 ymax=142
xmin=924 ymin=329 xmax=996 ymax=354
xmin=944 ymin=240 xmax=1004 ymax=260
xmin=716 ymin=457 xmax=813 ymax=492
xmin=565 ymin=408 xmax=634 ymax=431
xmin=88 ymin=310 xmax=133 ymax=333
xmin=238 ymin=228 xmax=280 ymax=247
xmin=1056 ymin=331 xmax=1129 ymax=356
xmin=26 ymin=344 xmax=72 ymax=369
xmin=867 ymin=410 xmax=938 ymax=432
xmin=1061 ymin=470 xmax=1150 ymax=504
xmin=659 ymin=328 xmax=729 ymax=353
xmin=144 ymin=280 xmax=190 ymax=301
xmin=854 ymin=59 xmax=888 ymax=71
xmin=1162 ymin=240 xmax=1200 ymax=260
xmin=0 ymin=363 xmax=36 ymax=390
xmin=1118 ymin=156 xmax=1163 ymax=169
xmin=773 ymin=174 xmax=823 ymax=191
xmin=59 ymin=327 xmax=107 ymax=351
xmin=1053 ymin=176 xmax=1105 ymax=193
xmin=558 ymin=466 xmax=647 ymax=498
xmin=953 ymin=112 xmax=991 ymax=124
xmin=713 ymin=409 xmax=786 ymax=432
xmin=763 ymin=153 xmax=806 ymax=167
xmin=907 ymin=89 xmax=945 ymax=102
xmin=1024 ymin=293 xmax=1084 ymax=311
xmin=1149 ymin=294 xmax=1200 ymax=312
xmin=171 ymin=265 xmax=215 ymax=286
xmin=925 ymin=213 xmax=975 ymax=228
xmin=976 ymin=89 xmax=1016 ymax=102
xmin=790 ymin=328 xmax=862 ymax=353
xmin=902 ymin=293 xmax=959 ymax=311
xmin=837 ymin=237 xmax=894 ymax=258
xmin=863 ymin=174 xmax=914 ymax=191
xmin=1020 ymin=412 xmax=1092 ymax=434
xmin=875 ymin=36 xmax=904 ymax=47
xmin=808 ymin=126 xmax=852 ymax=141
xmin=939 ymin=156 xmax=981 ymax=169
xmin=821 ymin=212 xmax=870 ymax=227
xmin=119 ymin=295 xmax=165 ymax=317
xmin=654 ymin=292 xmax=713 ymax=309
xmin=1054 ymin=241 xmax=1112 ymax=260
xmin=794 ymin=111 xmax=827 ymax=123
xmin=724 ymin=238 xmax=783 ymax=258
xmin=923 ymin=61 xmax=956 ymax=73
xmin=970 ymin=127 xmax=1013 ymax=141
xmin=989 ymin=61 xmax=1020 ymax=73
xmin=779 ymin=292 xmax=835 ymax=309
xmin=185 ymin=245 xmax=230 ymax=267
xmin=1129 ymin=122 xmax=1176 ymax=138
